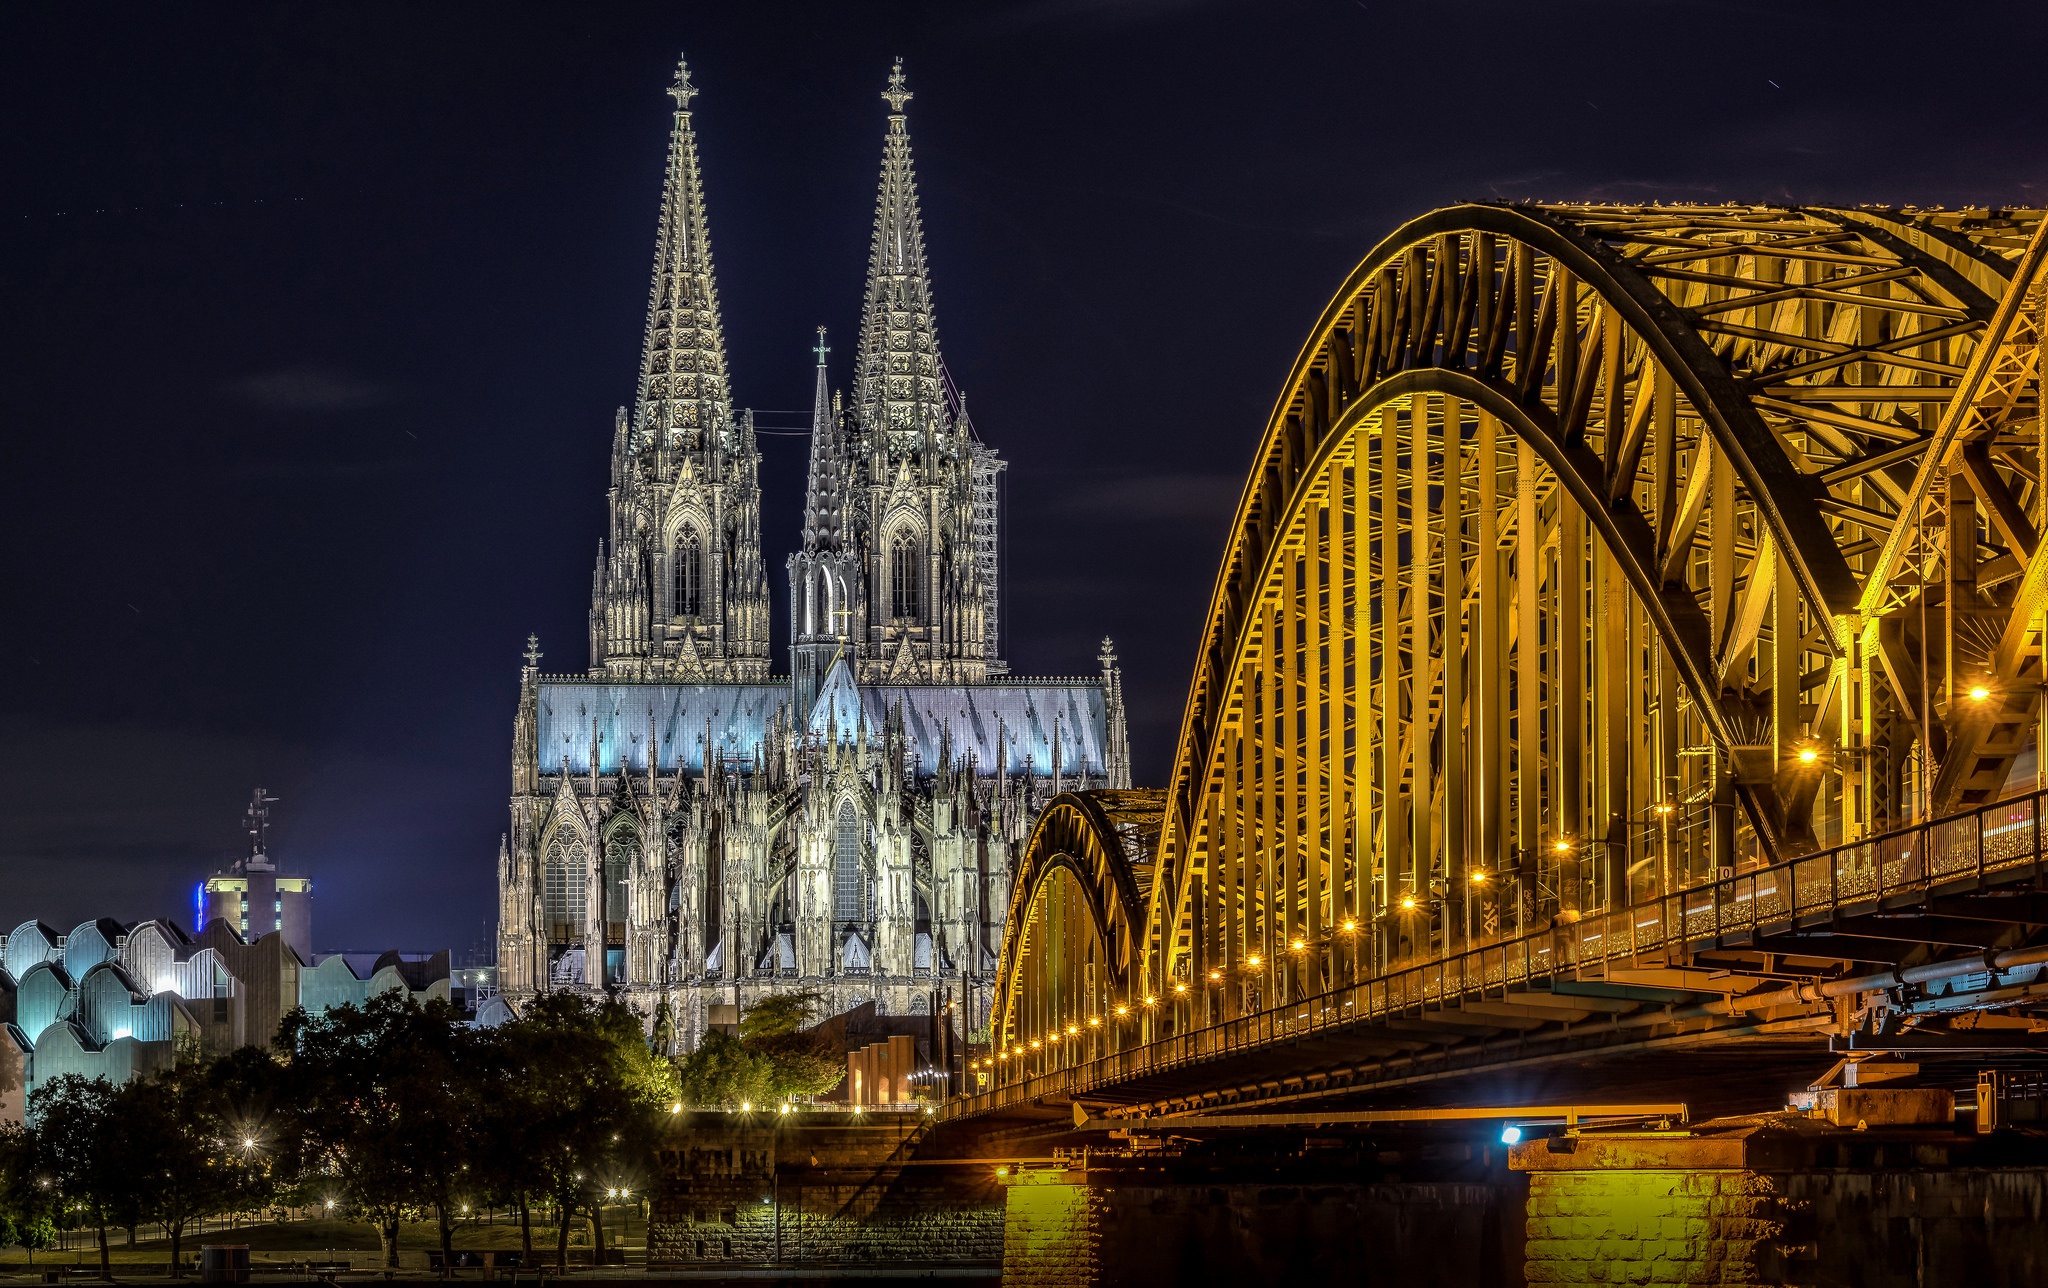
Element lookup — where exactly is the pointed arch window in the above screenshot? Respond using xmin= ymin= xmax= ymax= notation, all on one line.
xmin=673 ymin=527 xmax=704 ymax=620
xmin=542 ymin=832 xmax=588 ymax=942
xmin=891 ymin=532 xmax=921 ymax=620
xmin=603 ymin=826 xmax=638 ymax=945
xmin=833 ymin=800 xmax=865 ymax=924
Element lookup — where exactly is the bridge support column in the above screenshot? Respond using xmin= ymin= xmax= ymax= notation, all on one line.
xmin=999 ymin=1166 xmax=1098 ymax=1288
xmin=999 ymin=1158 xmax=1514 ymax=1286
xmin=1510 ymin=1112 xmax=2048 ymax=1286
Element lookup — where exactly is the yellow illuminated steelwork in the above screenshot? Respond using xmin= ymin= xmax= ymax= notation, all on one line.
xmin=991 ymin=202 xmax=2048 ymax=1068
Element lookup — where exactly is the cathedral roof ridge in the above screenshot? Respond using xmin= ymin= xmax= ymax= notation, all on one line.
xmin=871 ymin=673 xmax=1102 ymax=688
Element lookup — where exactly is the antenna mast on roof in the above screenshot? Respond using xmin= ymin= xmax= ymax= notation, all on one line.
xmin=243 ymin=788 xmax=279 ymax=872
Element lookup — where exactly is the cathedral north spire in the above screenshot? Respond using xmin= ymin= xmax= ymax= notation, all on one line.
xmin=634 ymin=53 xmax=732 ymax=453
xmin=853 ymin=58 xmax=948 ymax=447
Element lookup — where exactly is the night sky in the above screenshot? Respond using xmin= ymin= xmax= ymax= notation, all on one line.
xmin=5 ymin=1 xmax=2046 ymax=953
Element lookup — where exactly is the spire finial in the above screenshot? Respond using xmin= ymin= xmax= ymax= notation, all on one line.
xmin=524 ymin=634 xmax=544 ymax=669
xmin=813 ymin=326 xmax=830 ymax=366
xmin=669 ymin=55 xmax=699 ymax=110
xmin=881 ymin=58 xmax=912 ymax=114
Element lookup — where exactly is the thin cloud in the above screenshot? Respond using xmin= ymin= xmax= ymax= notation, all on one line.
xmin=1054 ymin=472 xmax=1243 ymax=522
xmin=224 ymin=365 xmax=400 ymax=413
xmin=979 ymin=0 xmax=1227 ymax=34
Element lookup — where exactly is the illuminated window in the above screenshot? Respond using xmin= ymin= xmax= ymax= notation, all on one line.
xmin=604 ymin=828 xmax=638 ymax=942
xmin=543 ymin=832 xmax=588 ymax=937
xmin=674 ymin=527 xmax=702 ymax=619
xmin=890 ymin=532 xmax=920 ymax=620
xmin=833 ymin=801 xmax=864 ymax=923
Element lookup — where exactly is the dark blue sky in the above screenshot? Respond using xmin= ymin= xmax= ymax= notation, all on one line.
xmin=5 ymin=1 xmax=2044 ymax=952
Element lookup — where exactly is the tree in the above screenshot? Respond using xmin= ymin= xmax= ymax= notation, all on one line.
xmin=30 ymin=1075 xmax=148 ymax=1280
xmin=469 ymin=1025 xmax=539 ymax=1262
xmin=740 ymin=992 xmax=845 ymax=1100
xmin=122 ymin=1040 xmax=274 ymax=1276
xmin=274 ymin=992 xmax=470 ymax=1268
xmin=0 ymin=1125 xmax=57 ymax=1266
xmin=675 ymin=991 xmax=844 ymax=1106
xmin=674 ymin=1030 xmax=772 ymax=1108
xmin=386 ymin=1005 xmax=483 ymax=1272
xmin=499 ymin=993 xmax=674 ymax=1270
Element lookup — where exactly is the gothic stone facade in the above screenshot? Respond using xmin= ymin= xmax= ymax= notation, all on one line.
xmin=496 ymin=58 xmax=1130 ymax=1053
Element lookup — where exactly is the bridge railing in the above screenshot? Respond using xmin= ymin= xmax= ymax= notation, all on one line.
xmin=952 ymin=789 xmax=2048 ymax=1119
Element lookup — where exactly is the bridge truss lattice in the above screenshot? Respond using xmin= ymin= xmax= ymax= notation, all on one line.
xmin=993 ymin=203 xmax=2048 ymax=1065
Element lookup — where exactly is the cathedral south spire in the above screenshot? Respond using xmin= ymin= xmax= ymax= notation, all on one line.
xmin=830 ymin=58 xmax=1005 ymax=685
xmin=852 ymin=59 xmax=949 ymax=449
xmin=634 ymin=55 xmax=732 ymax=453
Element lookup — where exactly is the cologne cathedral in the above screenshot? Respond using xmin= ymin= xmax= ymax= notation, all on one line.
xmin=494 ymin=58 xmax=1131 ymax=1052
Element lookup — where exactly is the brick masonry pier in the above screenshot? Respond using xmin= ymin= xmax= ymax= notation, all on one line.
xmin=652 ymin=1105 xmax=2048 ymax=1284
xmin=649 ymin=1112 xmax=1002 ymax=1274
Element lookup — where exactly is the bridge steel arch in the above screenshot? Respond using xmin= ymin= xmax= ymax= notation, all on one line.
xmin=991 ymin=791 xmax=1160 ymax=1060
xmin=990 ymin=203 xmax=2048 ymax=1057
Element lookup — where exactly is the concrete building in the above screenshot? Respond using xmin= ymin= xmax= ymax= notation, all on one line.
xmin=0 ymin=916 xmax=453 ymax=1123
xmin=199 ymin=789 xmax=312 ymax=957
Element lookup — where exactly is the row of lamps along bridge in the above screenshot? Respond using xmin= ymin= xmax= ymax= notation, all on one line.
xmin=970 ymin=683 xmax=2010 ymax=1087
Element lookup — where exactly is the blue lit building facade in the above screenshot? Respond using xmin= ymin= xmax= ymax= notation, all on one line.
xmin=0 ymin=916 xmax=453 ymax=1123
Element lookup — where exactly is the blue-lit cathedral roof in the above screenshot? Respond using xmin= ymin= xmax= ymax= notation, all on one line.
xmin=537 ymin=658 xmax=1110 ymax=779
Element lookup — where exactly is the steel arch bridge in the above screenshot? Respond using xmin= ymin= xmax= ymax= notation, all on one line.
xmin=986 ymin=202 xmax=2048 ymax=1096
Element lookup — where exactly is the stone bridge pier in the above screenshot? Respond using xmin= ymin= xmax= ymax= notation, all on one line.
xmin=652 ymin=1104 xmax=2048 ymax=1285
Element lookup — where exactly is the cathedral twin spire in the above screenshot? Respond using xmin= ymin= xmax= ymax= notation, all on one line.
xmin=634 ymin=58 xmax=732 ymax=454
xmin=594 ymin=53 xmax=997 ymax=688
xmin=852 ymin=59 xmax=951 ymax=448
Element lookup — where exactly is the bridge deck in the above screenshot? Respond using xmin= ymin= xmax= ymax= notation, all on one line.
xmin=955 ymin=791 xmax=2048 ymax=1121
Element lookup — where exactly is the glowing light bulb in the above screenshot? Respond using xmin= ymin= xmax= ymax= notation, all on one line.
xmin=1554 ymin=839 xmax=1572 ymax=854
xmin=670 ymin=1103 xmax=682 ymax=1115
xmin=1970 ymin=685 xmax=1991 ymax=702
xmin=1468 ymin=870 xmax=1489 ymax=884
xmin=1655 ymin=803 xmax=1673 ymax=816
xmin=1797 ymin=745 xmax=1819 ymax=764
xmin=1115 ymin=1005 xmax=1128 ymax=1016
xmin=1500 ymin=1126 xmax=1523 ymax=1145
xmin=740 ymin=1101 xmax=752 ymax=1112
xmin=1341 ymin=919 xmax=1357 ymax=933
xmin=1290 ymin=939 xmax=1305 ymax=952
xmin=1399 ymin=895 xmax=1417 ymax=910
xmin=1246 ymin=954 xmax=1261 ymax=968
xmin=1144 ymin=995 xmax=1157 ymax=1006
xmin=1087 ymin=1016 xmax=1100 ymax=1027
xmin=1173 ymin=982 xmax=1187 ymax=994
